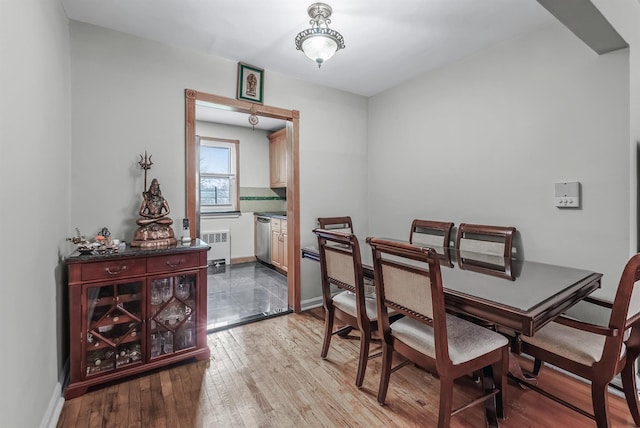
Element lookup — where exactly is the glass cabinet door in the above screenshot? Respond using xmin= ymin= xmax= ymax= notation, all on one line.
xmin=150 ymin=274 xmax=197 ymax=359
xmin=84 ymin=281 xmax=143 ymax=376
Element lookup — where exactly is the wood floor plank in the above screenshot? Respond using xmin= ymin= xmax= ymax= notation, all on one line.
xmin=69 ymin=393 xmax=92 ymax=428
xmin=125 ymin=376 xmax=142 ymax=428
xmin=100 ymin=381 xmax=124 ymax=428
xmin=57 ymin=309 xmax=640 ymax=427
xmin=87 ymin=385 xmax=106 ymax=427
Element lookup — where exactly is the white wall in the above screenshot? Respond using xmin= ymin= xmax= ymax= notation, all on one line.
xmin=69 ymin=22 xmax=369 ymax=303
xmin=0 ymin=1 xmax=71 ymax=427
xmin=591 ymin=0 xmax=640 ymax=256
xmin=368 ymin=21 xmax=630 ymax=297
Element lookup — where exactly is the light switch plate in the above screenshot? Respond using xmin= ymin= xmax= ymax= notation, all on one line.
xmin=554 ymin=182 xmax=580 ymax=208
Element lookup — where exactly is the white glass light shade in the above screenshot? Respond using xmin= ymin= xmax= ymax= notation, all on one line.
xmin=295 ymin=3 xmax=345 ymax=68
xmin=301 ymin=35 xmax=338 ymax=66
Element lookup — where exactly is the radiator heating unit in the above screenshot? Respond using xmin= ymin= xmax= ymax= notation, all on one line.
xmin=200 ymin=230 xmax=230 ymax=266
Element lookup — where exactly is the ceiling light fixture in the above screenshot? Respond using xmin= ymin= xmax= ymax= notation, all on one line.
xmin=295 ymin=3 xmax=345 ymax=68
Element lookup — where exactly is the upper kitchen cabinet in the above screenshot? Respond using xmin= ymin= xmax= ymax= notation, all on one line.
xmin=268 ymin=128 xmax=287 ymax=188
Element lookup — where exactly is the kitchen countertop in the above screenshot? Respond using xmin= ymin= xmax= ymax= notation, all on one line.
xmin=255 ymin=211 xmax=287 ymax=219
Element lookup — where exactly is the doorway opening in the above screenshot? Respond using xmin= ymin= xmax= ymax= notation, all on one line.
xmin=185 ymin=89 xmax=301 ymax=331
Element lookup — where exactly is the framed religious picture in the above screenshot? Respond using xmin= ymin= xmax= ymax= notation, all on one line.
xmin=236 ymin=62 xmax=264 ymax=104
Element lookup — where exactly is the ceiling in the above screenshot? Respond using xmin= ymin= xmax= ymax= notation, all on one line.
xmin=60 ymin=0 xmax=558 ymax=98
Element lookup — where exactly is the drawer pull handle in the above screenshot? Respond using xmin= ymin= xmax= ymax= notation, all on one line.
xmin=166 ymin=259 xmax=184 ymax=268
xmin=105 ymin=266 xmax=127 ymax=275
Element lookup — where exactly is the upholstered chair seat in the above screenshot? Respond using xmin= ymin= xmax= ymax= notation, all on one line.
xmin=521 ymin=320 xmax=625 ymax=367
xmin=333 ymin=291 xmax=380 ymax=321
xmin=391 ymin=314 xmax=508 ymax=366
xmin=333 ymin=290 xmax=397 ymax=322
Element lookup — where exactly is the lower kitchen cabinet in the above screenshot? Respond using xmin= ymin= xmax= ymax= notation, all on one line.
xmin=64 ymin=240 xmax=210 ymax=399
xmin=271 ymin=218 xmax=288 ymax=273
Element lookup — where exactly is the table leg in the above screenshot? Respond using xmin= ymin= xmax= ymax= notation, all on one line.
xmin=482 ymin=365 xmax=499 ymax=428
xmin=508 ymin=352 xmax=538 ymax=388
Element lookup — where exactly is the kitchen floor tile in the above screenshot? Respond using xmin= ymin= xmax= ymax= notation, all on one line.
xmin=207 ymin=262 xmax=290 ymax=332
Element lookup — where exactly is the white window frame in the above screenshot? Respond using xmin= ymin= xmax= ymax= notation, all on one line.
xmin=198 ymin=136 xmax=240 ymax=214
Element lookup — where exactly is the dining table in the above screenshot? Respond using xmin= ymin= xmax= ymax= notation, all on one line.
xmin=302 ymin=242 xmax=602 ymax=339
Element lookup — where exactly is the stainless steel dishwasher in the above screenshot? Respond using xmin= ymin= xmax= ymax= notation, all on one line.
xmin=255 ymin=215 xmax=272 ymax=263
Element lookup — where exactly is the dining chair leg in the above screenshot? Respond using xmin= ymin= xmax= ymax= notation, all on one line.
xmin=481 ymin=365 xmax=499 ymax=428
xmin=495 ymin=347 xmax=508 ymax=419
xmin=532 ymin=358 xmax=543 ymax=376
xmin=621 ymin=353 xmax=640 ymax=425
xmin=591 ymin=379 xmax=611 ymax=428
xmin=321 ymin=307 xmax=334 ymax=359
xmin=438 ymin=377 xmax=454 ymax=428
xmin=377 ymin=345 xmax=393 ymax=404
xmin=337 ymin=326 xmax=354 ymax=337
xmin=355 ymin=326 xmax=371 ymax=388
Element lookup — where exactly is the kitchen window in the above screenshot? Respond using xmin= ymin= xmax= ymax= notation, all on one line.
xmin=199 ymin=136 xmax=239 ymax=214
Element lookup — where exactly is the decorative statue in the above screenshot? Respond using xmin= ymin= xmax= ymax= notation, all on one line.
xmin=136 ymin=179 xmax=173 ymax=226
xmin=131 ymin=152 xmax=176 ymax=247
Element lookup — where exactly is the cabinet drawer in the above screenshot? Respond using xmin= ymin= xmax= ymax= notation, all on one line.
xmin=281 ymin=219 xmax=287 ymax=234
xmin=147 ymin=252 xmax=200 ymax=273
xmin=81 ymin=259 xmax=146 ymax=281
xmin=272 ymin=218 xmax=281 ymax=233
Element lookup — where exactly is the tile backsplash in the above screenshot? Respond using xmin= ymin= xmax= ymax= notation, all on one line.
xmin=240 ymin=187 xmax=286 ymax=213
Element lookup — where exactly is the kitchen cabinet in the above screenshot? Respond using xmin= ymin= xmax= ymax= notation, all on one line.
xmin=268 ymin=128 xmax=287 ymax=188
xmin=64 ymin=241 xmax=210 ymax=399
xmin=270 ymin=218 xmax=288 ymax=273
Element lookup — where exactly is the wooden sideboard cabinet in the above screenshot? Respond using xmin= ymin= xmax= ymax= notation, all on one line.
xmin=64 ymin=240 xmax=211 ymax=399
xmin=268 ymin=128 xmax=287 ymax=188
xmin=270 ymin=218 xmax=288 ymax=273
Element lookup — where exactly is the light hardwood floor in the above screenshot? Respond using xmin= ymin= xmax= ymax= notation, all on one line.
xmin=57 ymin=309 xmax=639 ymax=427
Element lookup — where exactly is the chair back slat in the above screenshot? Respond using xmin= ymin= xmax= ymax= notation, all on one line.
xmin=456 ymin=223 xmax=515 ymax=258
xmin=411 ymin=233 xmax=446 ymax=249
xmin=380 ymin=261 xmax=433 ymax=320
xmin=458 ymin=237 xmax=506 ymax=257
xmin=318 ymin=216 xmax=354 ymax=234
xmin=409 ymin=220 xmax=454 ymax=247
xmin=325 ymin=247 xmax=357 ymax=291
xmin=325 ymin=227 xmax=352 ymax=234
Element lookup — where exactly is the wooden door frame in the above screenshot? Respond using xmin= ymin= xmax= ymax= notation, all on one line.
xmin=185 ymin=89 xmax=301 ymax=312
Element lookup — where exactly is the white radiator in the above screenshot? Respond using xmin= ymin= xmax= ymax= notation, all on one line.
xmin=201 ymin=230 xmax=230 ymax=265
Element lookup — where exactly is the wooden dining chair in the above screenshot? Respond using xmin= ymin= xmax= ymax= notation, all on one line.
xmin=520 ymin=253 xmax=640 ymax=428
xmin=367 ymin=237 xmax=509 ymax=427
xmin=313 ymin=227 xmax=380 ymax=388
xmin=455 ymin=223 xmax=516 ymax=279
xmin=409 ymin=219 xmax=454 ymax=266
xmin=317 ymin=216 xmax=353 ymax=234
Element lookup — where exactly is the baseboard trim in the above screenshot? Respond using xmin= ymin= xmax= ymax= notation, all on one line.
xmin=231 ymin=256 xmax=257 ymax=264
xmin=40 ymin=359 xmax=69 ymax=428
xmin=301 ymin=296 xmax=323 ymax=312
